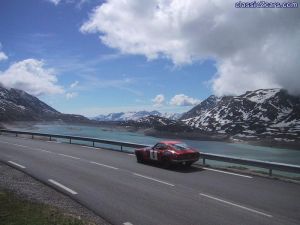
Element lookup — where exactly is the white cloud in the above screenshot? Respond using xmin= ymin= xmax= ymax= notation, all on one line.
xmin=46 ymin=0 xmax=90 ymax=8
xmin=152 ymin=94 xmax=165 ymax=107
xmin=0 ymin=42 xmax=8 ymax=61
xmin=47 ymin=0 xmax=61 ymax=5
xmin=66 ymin=92 xmax=78 ymax=100
xmin=70 ymin=80 xmax=79 ymax=88
xmin=81 ymin=0 xmax=300 ymax=96
xmin=0 ymin=59 xmax=64 ymax=96
xmin=0 ymin=52 xmax=8 ymax=61
xmin=170 ymin=94 xmax=200 ymax=106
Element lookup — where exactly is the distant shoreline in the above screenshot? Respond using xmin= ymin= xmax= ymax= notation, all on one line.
xmin=1 ymin=121 xmax=300 ymax=151
xmin=142 ymin=128 xmax=300 ymax=150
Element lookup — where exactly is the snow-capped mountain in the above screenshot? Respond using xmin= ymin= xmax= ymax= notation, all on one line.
xmin=161 ymin=112 xmax=182 ymax=120
xmin=119 ymin=115 xmax=194 ymax=133
xmin=0 ymin=85 xmax=89 ymax=122
xmin=181 ymin=89 xmax=300 ymax=139
xmin=94 ymin=110 xmax=181 ymax=121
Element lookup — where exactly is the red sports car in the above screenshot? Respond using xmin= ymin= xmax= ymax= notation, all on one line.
xmin=135 ymin=141 xmax=200 ymax=167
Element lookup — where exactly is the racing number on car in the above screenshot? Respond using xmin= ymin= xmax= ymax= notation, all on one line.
xmin=150 ymin=150 xmax=158 ymax=160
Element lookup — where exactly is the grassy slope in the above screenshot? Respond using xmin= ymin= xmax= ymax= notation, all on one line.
xmin=0 ymin=190 xmax=88 ymax=225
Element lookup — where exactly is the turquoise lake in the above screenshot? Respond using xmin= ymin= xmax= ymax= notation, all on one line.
xmin=13 ymin=123 xmax=300 ymax=167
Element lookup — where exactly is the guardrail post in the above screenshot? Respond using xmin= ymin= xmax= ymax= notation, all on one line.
xmin=32 ymin=134 xmax=34 ymax=139
xmin=269 ymin=168 xmax=272 ymax=176
xmin=203 ymin=158 xmax=206 ymax=165
xmin=69 ymin=138 xmax=72 ymax=144
xmin=16 ymin=132 xmax=18 ymax=137
xmin=121 ymin=145 xmax=123 ymax=152
xmin=49 ymin=136 xmax=52 ymax=141
xmin=92 ymin=141 xmax=95 ymax=147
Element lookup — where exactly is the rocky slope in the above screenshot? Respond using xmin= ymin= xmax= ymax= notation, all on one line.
xmin=0 ymin=85 xmax=89 ymax=123
xmin=181 ymin=89 xmax=300 ymax=142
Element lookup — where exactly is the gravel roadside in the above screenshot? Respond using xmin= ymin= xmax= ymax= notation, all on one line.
xmin=0 ymin=162 xmax=111 ymax=225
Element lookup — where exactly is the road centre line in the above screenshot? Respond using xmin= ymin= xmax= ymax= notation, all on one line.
xmin=35 ymin=148 xmax=52 ymax=153
xmin=200 ymin=193 xmax=272 ymax=218
xmin=90 ymin=161 xmax=119 ymax=170
xmin=133 ymin=173 xmax=175 ymax=187
xmin=8 ymin=160 xmax=26 ymax=169
xmin=123 ymin=222 xmax=133 ymax=225
xmin=58 ymin=153 xmax=81 ymax=160
xmin=12 ymin=143 xmax=29 ymax=148
xmin=48 ymin=179 xmax=78 ymax=195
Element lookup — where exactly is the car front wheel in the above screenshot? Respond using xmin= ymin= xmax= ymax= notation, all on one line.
xmin=184 ymin=161 xmax=193 ymax=167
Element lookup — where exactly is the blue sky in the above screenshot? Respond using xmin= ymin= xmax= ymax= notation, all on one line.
xmin=0 ymin=0 xmax=215 ymax=116
xmin=0 ymin=0 xmax=298 ymax=116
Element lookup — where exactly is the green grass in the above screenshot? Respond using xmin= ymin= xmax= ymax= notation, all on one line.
xmin=0 ymin=190 xmax=87 ymax=225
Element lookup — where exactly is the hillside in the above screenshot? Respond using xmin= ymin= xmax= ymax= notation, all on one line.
xmin=0 ymin=85 xmax=90 ymax=123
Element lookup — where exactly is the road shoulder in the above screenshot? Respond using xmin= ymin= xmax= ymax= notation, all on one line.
xmin=0 ymin=162 xmax=111 ymax=225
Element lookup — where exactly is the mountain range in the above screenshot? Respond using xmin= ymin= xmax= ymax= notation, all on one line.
xmin=94 ymin=110 xmax=182 ymax=121
xmin=1 ymin=84 xmax=299 ymax=146
xmin=106 ymin=88 xmax=300 ymax=145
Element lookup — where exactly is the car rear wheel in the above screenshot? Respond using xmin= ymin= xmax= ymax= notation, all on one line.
xmin=162 ymin=158 xmax=171 ymax=168
xmin=136 ymin=154 xmax=144 ymax=163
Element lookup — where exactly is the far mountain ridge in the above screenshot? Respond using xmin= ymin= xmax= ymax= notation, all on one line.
xmin=94 ymin=110 xmax=182 ymax=121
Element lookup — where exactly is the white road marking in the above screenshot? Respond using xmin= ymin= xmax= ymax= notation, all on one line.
xmin=35 ymin=148 xmax=52 ymax=153
xmin=8 ymin=161 xmax=26 ymax=169
xmin=48 ymin=179 xmax=78 ymax=195
xmin=203 ymin=167 xmax=252 ymax=178
xmin=127 ymin=154 xmax=135 ymax=156
xmin=200 ymin=193 xmax=272 ymax=218
xmin=133 ymin=173 xmax=175 ymax=187
xmin=58 ymin=154 xmax=80 ymax=160
xmin=0 ymin=140 xmax=54 ymax=154
xmin=81 ymin=146 xmax=98 ymax=150
xmin=12 ymin=143 xmax=29 ymax=148
xmin=47 ymin=141 xmax=62 ymax=144
xmin=90 ymin=161 xmax=119 ymax=170
xmin=123 ymin=222 xmax=133 ymax=225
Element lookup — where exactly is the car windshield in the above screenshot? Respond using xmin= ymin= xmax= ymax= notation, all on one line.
xmin=170 ymin=143 xmax=190 ymax=151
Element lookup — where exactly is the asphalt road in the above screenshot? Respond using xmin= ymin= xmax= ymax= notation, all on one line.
xmin=0 ymin=135 xmax=299 ymax=225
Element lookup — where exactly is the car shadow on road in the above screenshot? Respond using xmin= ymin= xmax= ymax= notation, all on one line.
xmin=140 ymin=161 xmax=205 ymax=173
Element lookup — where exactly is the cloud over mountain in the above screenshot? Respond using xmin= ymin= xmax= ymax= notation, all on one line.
xmin=0 ymin=59 xmax=64 ymax=96
xmin=81 ymin=0 xmax=300 ymax=96
xmin=170 ymin=94 xmax=200 ymax=106
xmin=152 ymin=94 xmax=165 ymax=107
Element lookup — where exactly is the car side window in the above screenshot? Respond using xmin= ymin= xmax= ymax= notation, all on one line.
xmin=154 ymin=143 xmax=167 ymax=150
xmin=153 ymin=144 xmax=160 ymax=150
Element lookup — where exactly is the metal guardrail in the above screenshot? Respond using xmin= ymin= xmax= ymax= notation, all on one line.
xmin=1 ymin=129 xmax=300 ymax=176
xmin=0 ymin=129 xmax=148 ymax=151
xmin=200 ymin=153 xmax=300 ymax=176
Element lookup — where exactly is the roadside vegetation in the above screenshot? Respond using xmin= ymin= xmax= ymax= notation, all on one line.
xmin=0 ymin=189 xmax=87 ymax=225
